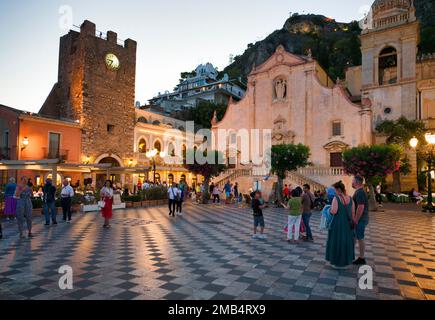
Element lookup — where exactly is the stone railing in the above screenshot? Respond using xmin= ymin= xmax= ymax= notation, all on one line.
xmin=286 ymin=171 xmax=327 ymax=192
xmin=297 ymin=166 xmax=345 ymax=177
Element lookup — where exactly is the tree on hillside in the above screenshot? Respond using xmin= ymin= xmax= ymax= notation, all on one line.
xmin=342 ymin=144 xmax=402 ymax=211
xmin=172 ymin=101 xmax=228 ymax=130
xmin=376 ymin=116 xmax=426 ymax=192
xmin=270 ymin=144 xmax=311 ymax=204
xmin=183 ymin=149 xmax=227 ymax=204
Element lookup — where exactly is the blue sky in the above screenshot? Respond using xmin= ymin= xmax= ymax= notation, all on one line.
xmin=0 ymin=0 xmax=370 ymax=112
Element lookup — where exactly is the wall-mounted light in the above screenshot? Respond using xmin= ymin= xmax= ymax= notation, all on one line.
xmin=128 ymin=159 xmax=134 ymax=167
xmin=84 ymin=155 xmax=90 ymax=164
xmin=21 ymin=137 xmax=29 ymax=151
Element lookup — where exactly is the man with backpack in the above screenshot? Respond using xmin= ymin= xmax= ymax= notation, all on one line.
xmin=301 ymin=184 xmax=315 ymax=242
xmin=43 ymin=178 xmax=57 ymax=226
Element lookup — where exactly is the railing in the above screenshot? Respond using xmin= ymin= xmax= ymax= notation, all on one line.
xmin=42 ymin=148 xmax=69 ymax=161
xmin=297 ymin=166 xmax=345 ymax=177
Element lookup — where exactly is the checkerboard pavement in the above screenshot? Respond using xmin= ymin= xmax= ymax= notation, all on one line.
xmin=1 ymin=202 xmax=435 ymax=300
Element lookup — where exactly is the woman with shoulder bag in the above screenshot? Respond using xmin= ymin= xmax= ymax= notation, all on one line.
xmin=325 ymin=181 xmax=355 ymax=269
xmin=100 ymin=180 xmax=114 ymax=228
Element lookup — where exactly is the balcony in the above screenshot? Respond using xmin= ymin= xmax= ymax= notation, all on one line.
xmin=0 ymin=147 xmax=10 ymax=160
xmin=42 ymin=148 xmax=69 ymax=162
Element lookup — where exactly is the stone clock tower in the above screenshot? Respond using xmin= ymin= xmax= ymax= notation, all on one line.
xmin=40 ymin=20 xmax=137 ymax=170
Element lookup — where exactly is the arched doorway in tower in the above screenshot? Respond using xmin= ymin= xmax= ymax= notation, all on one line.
xmin=96 ymin=157 xmax=121 ymax=188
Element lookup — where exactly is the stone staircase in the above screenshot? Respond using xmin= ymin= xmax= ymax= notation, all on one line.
xmin=212 ymin=166 xmax=331 ymax=192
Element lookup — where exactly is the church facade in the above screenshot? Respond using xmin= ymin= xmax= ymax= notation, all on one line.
xmin=212 ymin=0 xmax=435 ymax=194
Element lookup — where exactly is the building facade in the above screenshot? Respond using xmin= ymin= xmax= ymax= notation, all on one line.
xmin=212 ymin=0 xmax=435 ymax=195
xmin=148 ymin=63 xmax=246 ymax=113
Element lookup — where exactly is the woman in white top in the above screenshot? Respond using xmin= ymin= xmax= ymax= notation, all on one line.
xmin=100 ymin=180 xmax=114 ymax=228
xmin=212 ymin=185 xmax=221 ymax=204
xmin=167 ymin=182 xmax=179 ymax=217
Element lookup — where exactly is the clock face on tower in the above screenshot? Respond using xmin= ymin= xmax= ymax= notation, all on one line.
xmin=105 ymin=53 xmax=120 ymax=71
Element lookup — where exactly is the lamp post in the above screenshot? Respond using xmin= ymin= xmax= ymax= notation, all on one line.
xmin=146 ymin=149 xmax=165 ymax=184
xmin=410 ymin=133 xmax=435 ymax=213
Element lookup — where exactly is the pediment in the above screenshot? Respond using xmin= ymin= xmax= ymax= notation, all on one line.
xmin=251 ymin=45 xmax=307 ymax=75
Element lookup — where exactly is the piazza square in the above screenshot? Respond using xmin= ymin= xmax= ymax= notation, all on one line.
xmin=1 ymin=0 xmax=435 ymax=306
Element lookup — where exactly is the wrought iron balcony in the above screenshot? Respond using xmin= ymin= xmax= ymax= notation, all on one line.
xmin=42 ymin=148 xmax=69 ymax=161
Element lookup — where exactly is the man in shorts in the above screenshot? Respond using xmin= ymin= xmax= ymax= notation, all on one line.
xmin=252 ymin=191 xmax=266 ymax=239
xmin=352 ymin=176 xmax=369 ymax=265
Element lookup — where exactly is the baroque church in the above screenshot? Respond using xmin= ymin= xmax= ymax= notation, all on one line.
xmin=211 ymin=0 xmax=435 ymax=195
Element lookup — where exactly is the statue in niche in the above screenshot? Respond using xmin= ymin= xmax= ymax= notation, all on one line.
xmin=274 ymin=79 xmax=287 ymax=100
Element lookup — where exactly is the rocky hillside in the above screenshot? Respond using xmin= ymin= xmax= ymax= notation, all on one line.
xmin=221 ymin=0 xmax=435 ymax=82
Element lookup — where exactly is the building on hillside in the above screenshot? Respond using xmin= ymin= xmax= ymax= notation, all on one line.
xmin=211 ymin=0 xmax=435 ymax=196
xmin=148 ymin=63 xmax=246 ymax=114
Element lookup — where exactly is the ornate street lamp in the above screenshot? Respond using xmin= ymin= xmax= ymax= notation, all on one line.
xmin=410 ymin=133 xmax=435 ymax=213
xmin=146 ymin=149 xmax=165 ymax=183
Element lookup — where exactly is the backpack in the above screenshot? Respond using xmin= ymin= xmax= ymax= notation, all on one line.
xmin=320 ymin=205 xmax=334 ymax=231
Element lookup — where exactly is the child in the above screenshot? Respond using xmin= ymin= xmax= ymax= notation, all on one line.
xmin=252 ymin=191 xmax=267 ymax=239
xmin=281 ymin=189 xmax=303 ymax=243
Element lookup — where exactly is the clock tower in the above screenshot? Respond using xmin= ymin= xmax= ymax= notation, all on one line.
xmin=40 ymin=20 xmax=137 ymax=170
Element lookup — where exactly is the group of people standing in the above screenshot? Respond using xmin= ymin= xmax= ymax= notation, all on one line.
xmin=250 ymin=176 xmax=369 ymax=269
xmin=209 ymin=181 xmax=240 ymax=204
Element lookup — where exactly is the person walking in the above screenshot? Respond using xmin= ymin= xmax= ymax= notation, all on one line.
xmin=60 ymin=179 xmax=75 ymax=223
xmin=100 ymin=180 xmax=114 ymax=228
xmin=212 ymin=185 xmax=221 ymax=203
xmin=167 ymin=182 xmax=179 ymax=217
xmin=209 ymin=182 xmax=215 ymax=200
xmin=325 ymin=181 xmax=355 ymax=269
xmin=282 ymin=189 xmax=303 ymax=243
xmin=283 ymin=184 xmax=290 ymax=201
xmin=375 ymin=182 xmax=383 ymax=207
xmin=224 ymin=181 xmax=232 ymax=204
xmin=301 ymin=184 xmax=315 ymax=242
xmin=176 ymin=183 xmax=184 ymax=216
xmin=4 ymin=177 xmax=17 ymax=221
xmin=352 ymin=176 xmax=369 ymax=265
xmin=233 ymin=182 xmax=239 ymax=199
xmin=14 ymin=177 xmax=34 ymax=239
xmin=251 ymin=191 xmax=266 ymax=239
xmin=43 ymin=178 xmax=57 ymax=226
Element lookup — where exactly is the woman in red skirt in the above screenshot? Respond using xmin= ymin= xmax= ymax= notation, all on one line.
xmin=100 ymin=180 xmax=114 ymax=228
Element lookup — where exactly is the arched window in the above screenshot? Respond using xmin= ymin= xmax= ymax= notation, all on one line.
xmin=137 ymin=117 xmax=148 ymax=124
xmin=154 ymin=140 xmax=161 ymax=152
xmin=138 ymin=139 xmax=147 ymax=153
xmin=152 ymin=120 xmax=161 ymax=126
xmin=379 ymin=47 xmax=397 ymax=85
xmin=167 ymin=142 xmax=176 ymax=157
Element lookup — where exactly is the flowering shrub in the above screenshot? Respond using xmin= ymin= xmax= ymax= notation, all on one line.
xmin=342 ymin=144 xmax=402 ymax=183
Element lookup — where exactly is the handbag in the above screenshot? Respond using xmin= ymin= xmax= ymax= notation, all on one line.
xmin=98 ymin=200 xmax=106 ymax=208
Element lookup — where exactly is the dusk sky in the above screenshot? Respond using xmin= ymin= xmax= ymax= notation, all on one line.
xmin=0 ymin=0 xmax=370 ymax=112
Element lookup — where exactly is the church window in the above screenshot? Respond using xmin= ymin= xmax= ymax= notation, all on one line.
xmin=332 ymin=121 xmax=342 ymax=137
xmin=330 ymin=152 xmax=343 ymax=167
xmin=379 ymin=47 xmax=398 ymax=85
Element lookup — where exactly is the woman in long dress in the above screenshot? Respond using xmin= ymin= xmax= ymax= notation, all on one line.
xmin=325 ymin=181 xmax=355 ymax=269
xmin=4 ymin=177 xmax=17 ymax=220
xmin=14 ymin=176 xmax=34 ymax=239
xmin=100 ymin=180 xmax=114 ymax=228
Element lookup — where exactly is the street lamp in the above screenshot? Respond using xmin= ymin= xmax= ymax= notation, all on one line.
xmin=410 ymin=133 xmax=435 ymax=213
xmin=146 ymin=148 xmax=165 ymax=183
